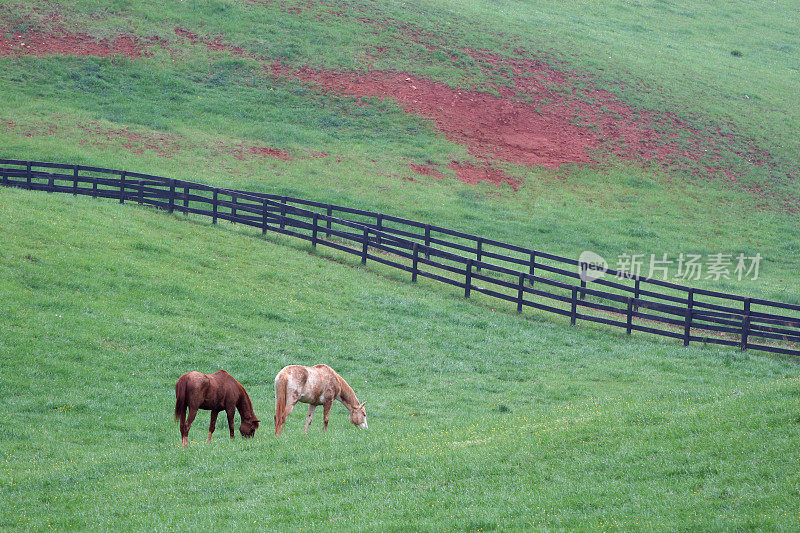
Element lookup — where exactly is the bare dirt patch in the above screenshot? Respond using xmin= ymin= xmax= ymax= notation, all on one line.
xmin=408 ymin=163 xmax=444 ymax=179
xmin=77 ymin=124 xmax=186 ymax=157
xmin=273 ymin=64 xmax=598 ymax=170
xmin=211 ymin=141 xmax=292 ymax=162
xmin=2 ymin=120 xmax=58 ymax=137
xmin=73 ymin=123 xmax=292 ymax=162
xmin=0 ymin=28 xmax=146 ymax=58
xmin=173 ymin=27 xmax=246 ymax=56
xmin=447 ymin=162 xmax=520 ymax=190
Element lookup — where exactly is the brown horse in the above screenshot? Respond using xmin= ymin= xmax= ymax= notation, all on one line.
xmin=274 ymin=364 xmax=367 ymax=436
xmin=174 ymin=370 xmax=260 ymax=446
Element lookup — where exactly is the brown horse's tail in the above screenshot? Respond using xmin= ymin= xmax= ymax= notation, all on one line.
xmin=175 ymin=374 xmax=188 ymax=425
xmin=274 ymin=373 xmax=288 ymax=436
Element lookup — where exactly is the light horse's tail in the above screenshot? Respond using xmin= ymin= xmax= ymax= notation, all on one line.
xmin=175 ymin=374 xmax=188 ymax=425
xmin=274 ymin=372 xmax=288 ymax=436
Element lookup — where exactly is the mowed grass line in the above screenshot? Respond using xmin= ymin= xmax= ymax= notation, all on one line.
xmin=1 ymin=188 xmax=799 ymax=531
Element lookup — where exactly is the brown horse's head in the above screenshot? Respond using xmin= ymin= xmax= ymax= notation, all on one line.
xmin=349 ymin=402 xmax=368 ymax=429
xmin=240 ymin=418 xmax=260 ymax=438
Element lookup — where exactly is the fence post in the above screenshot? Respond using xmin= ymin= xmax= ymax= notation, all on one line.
xmin=119 ymin=171 xmax=126 ymax=204
xmin=570 ymin=287 xmax=578 ymax=326
xmin=376 ymin=214 xmax=383 ymax=246
xmin=634 ymin=277 xmax=641 ymax=311
xmin=262 ymin=200 xmax=268 ymax=235
xmin=280 ymin=197 xmax=287 ymax=230
xmin=92 ymin=170 xmax=98 ymax=198
xmin=1 ymin=166 xmax=7 ymax=186
xmin=168 ymin=179 xmax=175 ymax=214
xmin=412 ymin=243 xmax=419 ymax=283
xmin=516 ymin=273 xmax=525 ymax=313
xmin=361 ymin=228 xmax=369 ymax=264
xmin=138 ymin=179 xmax=144 ymax=205
xmin=580 ymin=262 xmax=587 ymax=300
xmin=326 ymin=206 xmax=332 ymax=238
xmin=424 ymin=225 xmax=431 ymax=260
xmin=212 ymin=190 xmax=218 ymax=224
xmin=72 ymin=166 xmax=79 ymax=195
xmin=465 ymin=259 xmax=473 ymax=298
xmin=476 ymin=239 xmax=483 ymax=272
xmin=626 ymin=297 xmax=634 ymax=335
xmin=311 ymin=213 xmax=319 ymax=247
xmin=184 ymin=186 xmax=189 ymax=213
xmin=231 ymin=194 xmax=237 ymax=223
xmin=684 ymin=289 xmax=694 ymax=346
xmin=528 ymin=252 xmax=536 ymax=287
xmin=26 ymin=162 xmax=32 ymax=188
xmin=741 ymin=298 xmax=751 ymax=351
xmin=47 ymin=171 xmax=54 ymax=192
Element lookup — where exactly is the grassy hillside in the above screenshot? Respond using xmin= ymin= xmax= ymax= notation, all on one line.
xmin=1 ymin=187 xmax=799 ymax=530
xmin=1 ymin=0 xmax=798 ymax=303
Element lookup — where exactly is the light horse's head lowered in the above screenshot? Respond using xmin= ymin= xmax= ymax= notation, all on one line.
xmin=350 ymin=401 xmax=368 ymax=429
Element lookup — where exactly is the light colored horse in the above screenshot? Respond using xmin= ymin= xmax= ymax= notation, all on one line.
xmin=274 ymin=364 xmax=367 ymax=436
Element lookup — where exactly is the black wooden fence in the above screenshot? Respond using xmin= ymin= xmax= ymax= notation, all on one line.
xmin=3 ymin=158 xmax=799 ymax=357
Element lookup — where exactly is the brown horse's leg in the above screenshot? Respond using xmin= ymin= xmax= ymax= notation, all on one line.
xmin=182 ymin=406 xmax=199 ymax=446
xmin=303 ymin=404 xmax=317 ymax=434
xmin=322 ymin=400 xmax=333 ymax=432
xmin=207 ymin=410 xmax=219 ymax=443
xmin=178 ymin=408 xmax=187 ymax=446
xmin=226 ymin=408 xmax=236 ymax=439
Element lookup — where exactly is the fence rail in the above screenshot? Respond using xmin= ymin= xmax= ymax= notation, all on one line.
xmin=3 ymin=158 xmax=799 ymax=357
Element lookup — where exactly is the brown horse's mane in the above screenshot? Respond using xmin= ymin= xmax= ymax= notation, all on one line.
xmin=236 ymin=381 xmax=257 ymax=421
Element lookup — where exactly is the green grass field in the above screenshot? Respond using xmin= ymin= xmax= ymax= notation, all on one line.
xmin=1 ymin=0 xmax=799 ymax=530
xmin=2 ymin=188 xmax=799 ymax=530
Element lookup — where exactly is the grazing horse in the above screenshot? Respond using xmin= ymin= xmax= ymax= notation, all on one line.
xmin=174 ymin=370 xmax=260 ymax=446
xmin=274 ymin=364 xmax=367 ymax=436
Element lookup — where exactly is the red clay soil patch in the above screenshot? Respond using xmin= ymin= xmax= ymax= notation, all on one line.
xmin=212 ymin=141 xmax=292 ymax=161
xmin=74 ymin=123 xmax=292 ymax=162
xmin=77 ymin=124 xmax=187 ymax=157
xmin=408 ymin=163 xmax=444 ymax=179
xmin=174 ymin=28 xmax=246 ymax=56
xmin=448 ymin=162 xmax=520 ymax=190
xmin=0 ymin=29 xmax=146 ymax=58
xmin=271 ymin=58 xmax=799 ymax=210
xmin=3 ymin=120 xmax=58 ymax=137
xmin=273 ymin=64 xmax=598 ymax=170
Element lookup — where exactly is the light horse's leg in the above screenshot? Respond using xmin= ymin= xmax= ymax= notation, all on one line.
xmin=282 ymin=399 xmax=297 ymax=423
xmin=182 ymin=406 xmax=199 ymax=446
xmin=207 ymin=410 xmax=219 ymax=443
xmin=322 ymin=399 xmax=333 ymax=432
xmin=275 ymin=400 xmax=294 ymax=436
xmin=303 ymin=404 xmax=317 ymax=434
xmin=277 ymin=390 xmax=302 ymax=434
